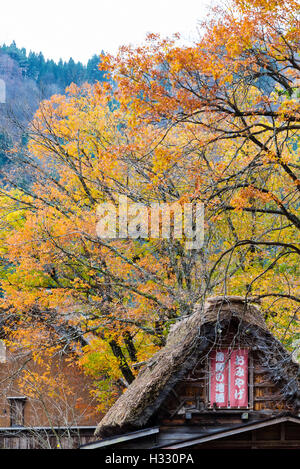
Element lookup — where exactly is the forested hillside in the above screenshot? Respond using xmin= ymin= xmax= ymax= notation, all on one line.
xmin=0 ymin=42 xmax=106 ymax=169
xmin=0 ymin=41 xmax=106 ymax=89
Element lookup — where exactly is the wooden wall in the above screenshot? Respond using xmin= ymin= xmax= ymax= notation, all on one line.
xmin=156 ymin=329 xmax=294 ymax=427
xmin=0 ymin=428 xmax=97 ymax=449
xmin=0 ymin=346 xmax=101 ymax=428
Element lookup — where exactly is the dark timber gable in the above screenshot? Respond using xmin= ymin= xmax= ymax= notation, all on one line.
xmin=156 ymin=322 xmax=296 ymax=429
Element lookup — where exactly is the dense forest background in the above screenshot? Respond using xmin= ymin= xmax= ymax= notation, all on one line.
xmin=0 ymin=41 xmax=106 ymax=168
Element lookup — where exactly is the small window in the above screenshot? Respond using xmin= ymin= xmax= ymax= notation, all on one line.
xmin=8 ymin=397 xmax=26 ymax=426
xmin=209 ymin=349 xmax=249 ymax=408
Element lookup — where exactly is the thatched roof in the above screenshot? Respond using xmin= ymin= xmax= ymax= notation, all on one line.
xmin=95 ymin=296 xmax=300 ymax=437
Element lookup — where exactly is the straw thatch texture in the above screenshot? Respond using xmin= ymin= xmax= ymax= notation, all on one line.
xmin=95 ymin=296 xmax=298 ymax=437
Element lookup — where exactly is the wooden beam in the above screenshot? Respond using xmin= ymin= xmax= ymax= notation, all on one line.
xmin=162 ymin=417 xmax=300 ymax=449
xmin=169 ymin=401 xmax=186 ymax=418
xmin=199 ymin=441 xmax=300 ymax=449
xmin=80 ymin=427 xmax=159 ymax=449
xmin=249 ymin=355 xmax=254 ymax=410
xmin=170 ymin=388 xmax=181 ymax=403
xmin=280 ymin=422 xmax=286 ymax=441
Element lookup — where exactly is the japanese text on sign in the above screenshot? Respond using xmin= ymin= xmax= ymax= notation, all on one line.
xmin=210 ymin=349 xmax=248 ymax=407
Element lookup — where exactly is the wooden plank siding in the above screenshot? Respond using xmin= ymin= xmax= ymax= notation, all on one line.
xmin=0 ymin=427 xmax=97 ymax=449
xmin=157 ymin=349 xmax=293 ymax=426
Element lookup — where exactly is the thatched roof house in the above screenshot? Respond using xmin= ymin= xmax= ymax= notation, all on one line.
xmin=84 ymin=296 xmax=300 ymax=449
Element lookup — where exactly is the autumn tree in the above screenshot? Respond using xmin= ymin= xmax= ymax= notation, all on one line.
xmin=0 ymin=0 xmax=299 ymax=408
xmin=0 ymin=84 xmax=194 ymax=404
xmin=98 ymin=0 xmax=300 ymax=336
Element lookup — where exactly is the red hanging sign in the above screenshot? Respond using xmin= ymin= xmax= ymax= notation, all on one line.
xmin=229 ymin=349 xmax=248 ymax=407
xmin=209 ymin=350 xmax=229 ymax=407
xmin=210 ymin=349 xmax=248 ymax=408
